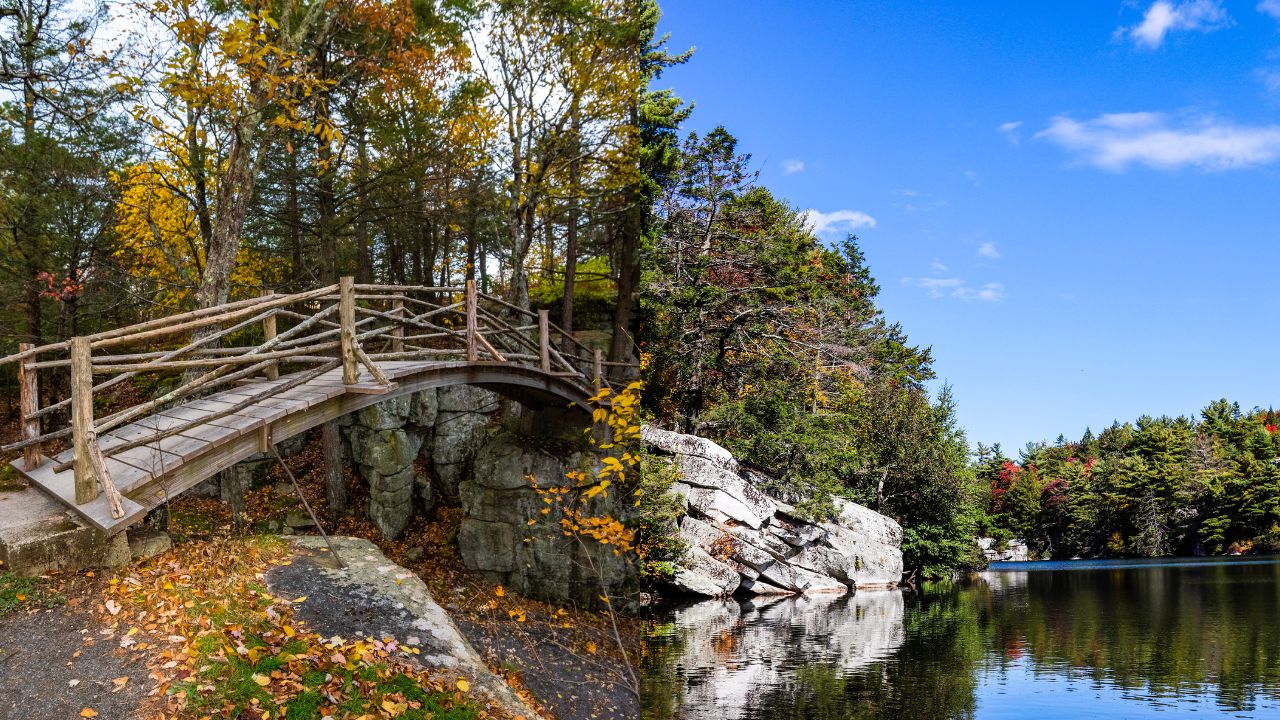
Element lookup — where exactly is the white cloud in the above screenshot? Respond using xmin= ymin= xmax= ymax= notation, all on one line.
xmin=978 ymin=242 xmax=1000 ymax=259
xmin=930 ymin=260 xmax=949 ymax=273
xmin=907 ymin=277 xmax=963 ymax=298
xmin=801 ymin=209 xmax=877 ymax=236
xmin=998 ymin=121 xmax=1024 ymax=144
xmin=781 ymin=158 xmax=805 ymax=175
xmin=1257 ymin=67 xmax=1280 ymax=94
xmin=1119 ymin=0 xmax=1230 ymax=49
xmin=1260 ymin=0 xmax=1280 ymax=19
xmin=1036 ymin=112 xmax=1280 ymax=170
xmin=904 ymin=277 xmax=1004 ymax=302
xmin=953 ymin=283 xmax=1005 ymax=302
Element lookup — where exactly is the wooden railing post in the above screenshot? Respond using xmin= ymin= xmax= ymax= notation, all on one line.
xmin=593 ymin=349 xmax=603 ymax=390
xmin=339 ymin=276 xmax=359 ymax=385
xmin=70 ymin=336 xmax=99 ymax=504
xmin=538 ymin=309 xmax=550 ymax=372
xmin=17 ymin=342 xmax=41 ymax=469
xmin=390 ymin=297 xmax=404 ymax=354
xmin=465 ymin=278 xmax=478 ymax=363
xmin=262 ymin=288 xmax=278 ymax=380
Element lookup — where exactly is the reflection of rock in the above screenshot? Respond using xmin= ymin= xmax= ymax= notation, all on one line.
xmin=663 ymin=592 xmax=906 ymax=720
xmin=977 ymin=570 xmax=1029 ymax=592
xmin=643 ymin=426 xmax=903 ymax=596
xmin=977 ymin=536 xmax=1029 ymax=562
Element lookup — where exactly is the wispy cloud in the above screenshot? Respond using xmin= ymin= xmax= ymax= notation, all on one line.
xmin=930 ymin=260 xmax=949 ymax=273
xmin=904 ymin=277 xmax=1004 ymax=302
xmin=801 ymin=209 xmax=877 ymax=236
xmin=781 ymin=158 xmax=805 ymax=175
xmin=1036 ymin=112 xmax=1280 ymax=170
xmin=954 ymin=283 xmax=1005 ymax=302
xmin=998 ymin=121 xmax=1024 ymax=144
xmin=1118 ymin=0 xmax=1231 ymax=49
xmin=978 ymin=242 xmax=1000 ymax=259
xmin=1257 ymin=67 xmax=1280 ymax=94
xmin=1260 ymin=0 xmax=1280 ymax=20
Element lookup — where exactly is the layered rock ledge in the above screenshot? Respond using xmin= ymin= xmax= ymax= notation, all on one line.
xmin=643 ymin=426 xmax=903 ymax=597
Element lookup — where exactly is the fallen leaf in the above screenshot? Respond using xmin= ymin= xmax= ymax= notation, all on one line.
xmin=251 ymin=674 xmax=270 ymax=686
xmin=456 ymin=679 xmax=470 ymax=693
xmin=80 ymin=710 xmax=97 ymax=718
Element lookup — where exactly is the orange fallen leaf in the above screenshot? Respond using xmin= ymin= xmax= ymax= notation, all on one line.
xmin=80 ymin=710 xmax=97 ymax=718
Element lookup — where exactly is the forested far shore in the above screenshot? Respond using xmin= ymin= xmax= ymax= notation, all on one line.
xmin=979 ymin=402 xmax=1280 ymax=559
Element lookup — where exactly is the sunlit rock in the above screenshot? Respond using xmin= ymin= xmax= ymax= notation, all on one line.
xmin=643 ymin=426 xmax=904 ymax=596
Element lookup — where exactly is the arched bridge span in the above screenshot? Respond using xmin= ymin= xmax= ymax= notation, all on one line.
xmin=0 ymin=280 xmax=628 ymax=534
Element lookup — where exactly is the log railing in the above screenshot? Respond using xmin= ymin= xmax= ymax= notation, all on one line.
xmin=0 ymin=278 xmax=630 ymax=519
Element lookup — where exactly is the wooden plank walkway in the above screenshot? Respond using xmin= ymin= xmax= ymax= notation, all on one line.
xmin=10 ymin=360 xmax=590 ymax=534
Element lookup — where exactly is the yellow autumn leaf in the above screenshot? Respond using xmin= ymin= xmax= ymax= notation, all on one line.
xmin=80 ymin=710 xmax=97 ymax=718
xmin=251 ymin=674 xmax=270 ymax=686
xmin=456 ymin=678 xmax=470 ymax=692
xmin=495 ymin=585 xmax=505 ymax=597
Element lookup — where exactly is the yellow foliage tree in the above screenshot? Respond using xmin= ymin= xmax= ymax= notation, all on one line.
xmin=113 ymin=161 xmax=280 ymax=309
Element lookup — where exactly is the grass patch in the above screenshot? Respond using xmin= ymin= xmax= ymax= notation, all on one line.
xmin=0 ymin=573 xmax=64 ymax=614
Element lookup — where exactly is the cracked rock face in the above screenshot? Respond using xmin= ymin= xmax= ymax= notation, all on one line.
xmin=642 ymin=425 xmax=904 ymax=597
xmin=339 ymin=388 xmax=633 ymax=609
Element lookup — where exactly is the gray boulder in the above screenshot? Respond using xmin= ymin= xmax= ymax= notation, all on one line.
xmin=643 ymin=426 xmax=904 ymax=597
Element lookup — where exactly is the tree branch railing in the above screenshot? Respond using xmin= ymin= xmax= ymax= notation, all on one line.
xmin=0 ymin=278 xmax=630 ymax=520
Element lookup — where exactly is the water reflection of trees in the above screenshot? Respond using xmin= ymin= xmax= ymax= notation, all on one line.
xmin=976 ymin=563 xmax=1280 ymax=713
xmin=642 ymin=562 xmax=1280 ymax=719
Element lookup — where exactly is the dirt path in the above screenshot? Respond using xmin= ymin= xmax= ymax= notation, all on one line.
xmin=454 ymin=614 xmax=638 ymax=720
xmin=0 ymin=604 xmax=147 ymax=720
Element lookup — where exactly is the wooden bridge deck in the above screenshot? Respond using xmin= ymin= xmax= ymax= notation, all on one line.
xmin=10 ymin=360 xmax=593 ymax=534
xmin=0 ymin=279 xmax=628 ymax=536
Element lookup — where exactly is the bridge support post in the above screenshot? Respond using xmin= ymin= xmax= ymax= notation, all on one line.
xmin=465 ymin=278 xmax=478 ymax=362
xmin=538 ymin=309 xmax=550 ymax=372
xmin=70 ymin=337 xmax=99 ymax=505
xmin=390 ymin=298 xmax=404 ymax=354
xmin=339 ymin=276 xmax=359 ymax=384
xmin=262 ymin=288 xmax=278 ymax=380
xmin=18 ymin=343 xmax=41 ymax=470
xmin=593 ymin=349 xmax=603 ymax=390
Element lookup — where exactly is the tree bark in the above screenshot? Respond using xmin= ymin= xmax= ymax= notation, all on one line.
xmin=322 ymin=420 xmax=346 ymax=513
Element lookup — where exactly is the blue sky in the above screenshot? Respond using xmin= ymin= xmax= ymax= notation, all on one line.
xmin=657 ymin=0 xmax=1280 ymax=453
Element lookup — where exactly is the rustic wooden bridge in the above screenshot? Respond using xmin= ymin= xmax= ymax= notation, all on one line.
xmin=0 ymin=279 xmax=625 ymax=535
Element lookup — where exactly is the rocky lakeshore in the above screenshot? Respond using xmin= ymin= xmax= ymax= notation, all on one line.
xmin=642 ymin=426 xmax=904 ymax=597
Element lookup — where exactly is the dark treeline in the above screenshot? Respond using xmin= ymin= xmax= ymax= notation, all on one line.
xmin=980 ymin=402 xmax=1280 ymax=557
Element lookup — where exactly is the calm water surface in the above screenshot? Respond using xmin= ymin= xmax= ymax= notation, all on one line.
xmin=641 ymin=556 xmax=1280 ymax=719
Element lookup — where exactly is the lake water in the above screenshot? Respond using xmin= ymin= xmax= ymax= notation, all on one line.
xmin=641 ymin=556 xmax=1280 ymax=719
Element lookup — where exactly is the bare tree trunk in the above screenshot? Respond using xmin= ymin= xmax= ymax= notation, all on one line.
xmin=195 ymin=119 xmax=261 ymax=310
xmin=560 ymin=117 xmax=581 ymax=352
xmin=355 ymin=124 xmax=372 ymax=283
xmin=322 ymin=420 xmax=346 ymax=513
